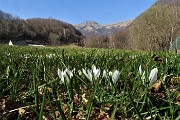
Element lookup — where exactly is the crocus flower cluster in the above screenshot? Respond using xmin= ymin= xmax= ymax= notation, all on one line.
xmin=82 ymin=65 xmax=100 ymax=82
xmin=82 ymin=65 xmax=121 ymax=85
xmin=57 ymin=68 xmax=74 ymax=83
xmin=57 ymin=64 xmax=157 ymax=86
xmin=46 ymin=53 xmax=56 ymax=59
xmin=103 ymin=69 xmax=120 ymax=84
xmin=58 ymin=65 xmax=121 ymax=85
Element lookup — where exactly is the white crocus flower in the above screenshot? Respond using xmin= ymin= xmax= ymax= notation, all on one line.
xmin=109 ymin=71 xmax=113 ymax=76
xmin=112 ymin=70 xmax=120 ymax=84
xmin=47 ymin=53 xmax=53 ymax=59
xmin=92 ymin=65 xmax=100 ymax=80
xmin=149 ymin=67 xmax=158 ymax=85
xmin=87 ymin=69 xmax=93 ymax=82
xmin=57 ymin=68 xmax=66 ymax=83
xmin=139 ymin=65 xmax=143 ymax=75
xmin=103 ymin=70 xmax=107 ymax=78
xmin=82 ymin=68 xmax=87 ymax=77
xmin=82 ymin=65 xmax=101 ymax=82
xmin=9 ymin=40 xmax=13 ymax=45
xmin=65 ymin=68 xmax=73 ymax=79
xmin=139 ymin=65 xmax=145 ymax=82
xmin=82 ymin=68 xmax=93 ymax=82
xmin=102 ymin=69 xmax=120 ymax=86
xmin=58 ymin=68 xmax=74 ymax=83
xmin=78 ymin=70 xmax=82 ymax=75
xmin=165 ymin=58 xmax=168 ymax=63
xmin=141 ymin=72 xmax=145 ymax=81
xmin=5 ymin=52 xmax=11 ymax=56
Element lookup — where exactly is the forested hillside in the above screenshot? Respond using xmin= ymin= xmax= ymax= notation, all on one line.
xmin=115 ymin=0 xmax=180 ymax=50
xmin=0 ymin=10 xmax=85 ymax=46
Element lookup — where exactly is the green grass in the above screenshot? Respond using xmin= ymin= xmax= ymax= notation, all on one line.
xmin=0 ymin=44 xmax=180 ymax=119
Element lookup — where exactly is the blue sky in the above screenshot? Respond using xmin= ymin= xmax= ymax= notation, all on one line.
xmin=0 ymin=0 xmax=157 ymax=24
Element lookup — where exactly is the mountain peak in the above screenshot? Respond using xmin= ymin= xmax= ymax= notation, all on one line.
xmin=75 ymin=20 xmax=133 ymax=36
xmin=0 ymin=10 xmax=16 ymax=20
xmin=75 ymin=20 xmax=101 ymax=28
xmin=84 ymin=21 xmax=99 ymax=25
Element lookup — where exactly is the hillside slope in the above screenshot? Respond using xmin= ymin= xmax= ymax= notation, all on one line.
xmin=114 ymin=0 xmax=180 ymax=50
xmin=0 ymin=11 xmax=85 ymax=46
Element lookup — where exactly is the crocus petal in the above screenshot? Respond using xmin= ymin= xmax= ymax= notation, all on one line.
xmin=103 ymin=70 xmax=107 ymax=78
xmin=57 ymin=68 xmax=62 ymax=79
xmin=94 ymin=69 xmax=100 ymax=80
xmin=91 ymin=65 xmax=100 ymax=80
xmin=149 ymin=68 xmax=158 ymax=85
xmin=65 ymin=69 xmax=73 ymax=79
xmin=87 ymin=70 xmax=93 ymax=82
xmin=82 ymin=68 xmax=88 ymax=77
xmin=141 ymin=71 xmax=146 ymax=84
xmin=142 ymin=71 xmax=145 ymax=80
xmin=165 ymin=58 xmax=168 ymax=63
xmin=109 ymin=71 xmax=113 ymax=76
xmin=47 ymin=53 xmax=53 ymax=59
xmin=82 ymin=68 xmax=92 ymax=82
xmin=138 ymin=65 xmax=146 ymax=84
xmin=92 ymin=65 xmax=97 ymax=75
xmin=112 ymin=70 xmax=120 ymax=84
xmin=92 ymin=65 xmax=96 ymax=72
xmin=57 ymin=68 xmax=65 ymax=83
xmin=9 ymin=40 xmax=13 ymax=45
xmin=139 ymin=65 xmax=143 ymax=75
xmin=72 ymin=68 xmax=76 ymax=73
xmin=78 ymin=70 xmax=82 ymax=75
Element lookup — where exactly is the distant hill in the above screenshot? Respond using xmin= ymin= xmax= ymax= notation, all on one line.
xmin=0 ymin=10 xmax=85 ymax=46
xmin=114 ymin=0 xmax=180 ymax=50
xmin=74 ymin=20 xmax=132 ymax=36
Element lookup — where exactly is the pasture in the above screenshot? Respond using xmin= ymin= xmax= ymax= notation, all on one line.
xmin=0 ymin=45 xmax=180 ymax=119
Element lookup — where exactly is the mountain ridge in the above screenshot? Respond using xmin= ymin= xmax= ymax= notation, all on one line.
xmin=74 ymin=20 xmax=133 ymax=36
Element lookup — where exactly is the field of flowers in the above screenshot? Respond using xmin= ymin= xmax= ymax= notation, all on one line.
xmin=0 ymin=45 xmax=180 ymax=120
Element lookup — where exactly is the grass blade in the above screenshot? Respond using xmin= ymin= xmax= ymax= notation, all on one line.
xmin=86 ymin=97 xmax=94 ymax=120
xmin=39 ymin=85 xmax=47 ymax=120
xmin=110 ymin=103 xmax=118 ymax=120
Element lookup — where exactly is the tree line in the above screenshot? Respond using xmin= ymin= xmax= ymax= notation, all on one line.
xmin=0 ymin=15 xmax=85 ymax=46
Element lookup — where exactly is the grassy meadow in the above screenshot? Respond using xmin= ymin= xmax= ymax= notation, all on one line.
xmin=0 ymin=45 xmax=180 ymax=120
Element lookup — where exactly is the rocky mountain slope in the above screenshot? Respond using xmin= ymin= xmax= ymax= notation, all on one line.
xmin=0 ymin=10 xmax=16 ymax=20
xmin=74 ymin=20 xmax=132 ymax=36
